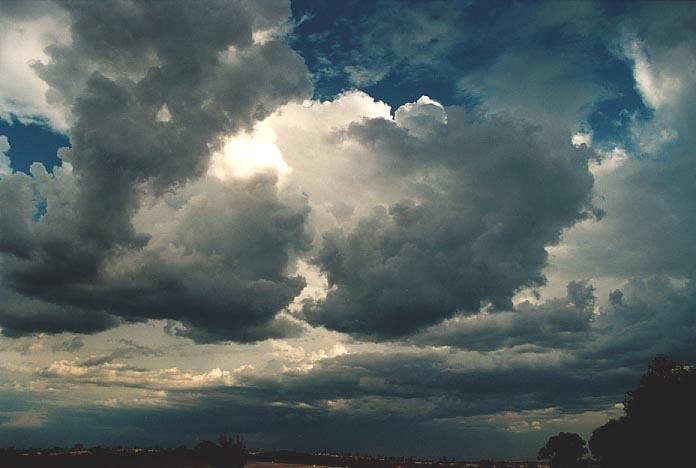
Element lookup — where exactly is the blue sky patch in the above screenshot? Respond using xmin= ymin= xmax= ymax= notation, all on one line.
xmin=0 ymin=118 xmax=68 ymax=173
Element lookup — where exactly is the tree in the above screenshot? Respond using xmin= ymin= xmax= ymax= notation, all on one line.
xmin=194 ymin=433 xmax=246 ymax=468
xmin=589 ymin=355 xmax=696 ymax=467
xmin=538 ymin=432 xmax=588 ymax=468
xmin=219 ymin=433 xmax=246 ymax=468
xmin=195 ymin=439 xmax=219 ymax=452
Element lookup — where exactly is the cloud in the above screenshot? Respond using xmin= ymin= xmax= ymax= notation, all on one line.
xmin=0 ymin=136 xmax=10 ymax=177
xmin=0 ymin=168 xmax=312 ymax=341
xmin=414 ymin=272 xmax=696 ymax=369
xmin=0 ymin=295 xmax=121 ymax=337
xmin=623 ymin=40 xmax=683 ymax=111
xmin=38 ymin=359 xmax=246 ymax=390
xmin=0 ymin=3 xmax=695 ymax=459
xmin=265 ymin=339 xmax=349 ymax=373
xmin=0 ymin=0 xmax=313 ymax=342
xmin=2 ymin=273 xmax=691 ymax=458
xmin=166 ymin=341 xmax=631 ymax=455
xmin=546 ymin=5 xmax=696 ymax=287
xmin=293 ymin=96 xmax=597 ymax=337
xmin=0 ymin=68 xmax=599 ymax=343
xmin=0 ymin=2 xmax=71 ymax=130
xmin=6 ymin=333 xmax=633 ymax=437
xmin=0 ymin=410 xmax=48 ymax=429
xmin=412 ymin=280 xmax=596 ymax=351
xmin=51 ymin=336 xmax=84 ymax=353
xmin=585 ymin=276 xmax=696 ymax=365
xmin=296 ymin=0 xmax=467 ymax=90
xmin=79 ymin=339 xmax=165 ymax=367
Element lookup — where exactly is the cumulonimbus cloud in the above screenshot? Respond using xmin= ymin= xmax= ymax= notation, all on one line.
xmin=296 ymin=97 xmax=598 ymax=338
xmin=0 ymin=0 xmax=313 ymax=341
xmin=0 ymin=1 xmax=601 ymax=343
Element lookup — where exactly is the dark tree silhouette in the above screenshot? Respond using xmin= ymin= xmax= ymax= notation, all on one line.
xmin=589 ymin=355 xmax=696 ymax=467
xmin=538 ymin=432 xmax=588 ymax=468
xmin=194 ymin=439 xmax=218 ymax=451
xmin=194 ymin=433 xmax=246 ymax=468
xmin=219 ymin=433 xmax=246 ymax=468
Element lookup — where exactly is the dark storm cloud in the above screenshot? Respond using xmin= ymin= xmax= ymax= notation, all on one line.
xmin=410 ymin=274 xmax=696 ymax=374
xmin=0 ymin=0 xmax=57 ymax=19
xmin=583 ymin=277 xmax=696 ymax=365
xmin=0 ymin=296 xmax=120 ymax=337
xmin=0 ymin=390 xmax=557 ymax=459
xmin=0 ymin=0 xmax=313 ymax=341
xmin=411 ymin=272 xmax=696 ymax=367
xmin=412 ymin=280 xmax=596 ymax=351
xmin=27 ymin=343 xmax=634 ymax=455
xmin=18 ymin=277 xmax=696 ymax=457
xmin=0 ymin=0 xmax=605 ymax=344
xmin=302 ymin=103 xmax=598 ymax=338
xmin=0 ymin=169 xmax=311 ymax=341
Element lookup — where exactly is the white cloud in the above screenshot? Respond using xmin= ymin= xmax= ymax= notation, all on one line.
xmin=208 ymin=121 xmax=291 ymax=181
xmin=342 ymin=65 xmax=390 ymax=87
xmin=155 ymin=104 xmax=171 ymax=123
xmin=268 ymin=339 xmax=348 ymax=373
xmin=41 ymin=359 xmax=250 ymax=390
xmin=624 ymin=40 xmax=683 ymax=110
xmin=571 ymin=131 xmax=592 ymax=148
xmin=394 ymin=95 xmax=447 ymax=138
xmin=265 ymin=90 xmax=395 ymax=233
xmin=0 ymin=8 xmax=71 ymax=130
xmin=286 ymin=260 xmax=329 ymax=312
xmin=0 ymin=135 xmax=11 ymax=177
xmin=589 ymin=146 xmax=628 ymax=175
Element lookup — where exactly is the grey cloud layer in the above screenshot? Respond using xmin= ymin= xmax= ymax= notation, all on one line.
xmin=412 ymin=280 xmax=596 ymax=351
xmin=411 ymin=275 xmax=696 ymax=369
xmin=4 ymin=278 xmax=694 ymax=457
xmin=14 ymin=337 xmax=631 ymax=458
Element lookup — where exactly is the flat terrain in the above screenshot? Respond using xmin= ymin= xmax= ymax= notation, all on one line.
xmin=247 ymin=463 xmax=336 ymax=468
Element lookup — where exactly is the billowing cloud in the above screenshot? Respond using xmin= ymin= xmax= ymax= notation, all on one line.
xmin=586 ymin=276 xmax=696 ymax=365
xmin=0 ymin=0 xmax=313 ymax=341
xmin=287 ymin=95 xmax=597 ymax=337
xmin=0 ymin=44 xmax=601 ymax=343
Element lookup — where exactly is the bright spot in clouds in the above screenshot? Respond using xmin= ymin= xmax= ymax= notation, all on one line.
xmin=625 ymin=40 xmax=683 ymax=109
xmin=571 ymin=131 xmax=592 ymax=148
xmin=209 ymin=122 xmax=291 ymax=181
xmin=0 ymin=10 xmax=70 ymax=129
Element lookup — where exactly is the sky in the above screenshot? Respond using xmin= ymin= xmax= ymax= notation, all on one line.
xmin=0 ymin=0 xmax=695 ymax=461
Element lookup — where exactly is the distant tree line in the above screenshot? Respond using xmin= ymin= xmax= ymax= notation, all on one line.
xmin=537 ymin=355 xmax=696 ymax=468
xmin=0 ymin=433 xmax=246 ymax=468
